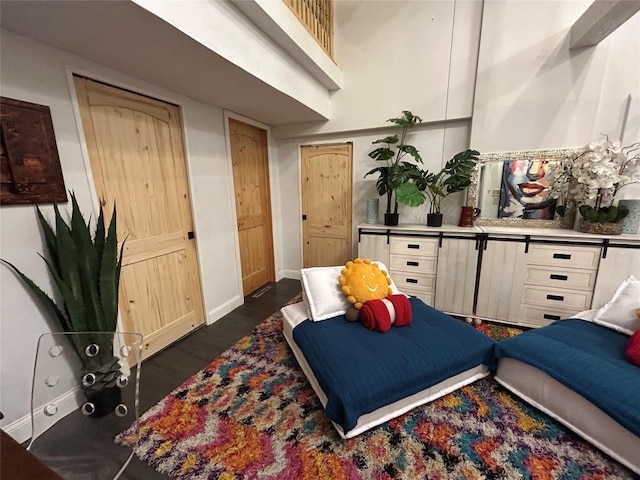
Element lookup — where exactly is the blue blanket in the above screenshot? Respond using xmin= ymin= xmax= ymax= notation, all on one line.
xmin=495 ymin=319 xmax=640 ymax=438
xmin=292 ymin=297 xmax=495 ymax=434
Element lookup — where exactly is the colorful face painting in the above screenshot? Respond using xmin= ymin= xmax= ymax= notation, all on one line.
xmin=498 ymin=160 xmax=556 ymax=220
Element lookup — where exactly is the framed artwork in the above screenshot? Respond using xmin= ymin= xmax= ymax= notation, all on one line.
xmin=498 ymin=159 xmax=556 ymax=220
xmin=466 ymin=148 xmax=574 ymax=228
xmin=1 ymin=96 xmax=67 ymax=205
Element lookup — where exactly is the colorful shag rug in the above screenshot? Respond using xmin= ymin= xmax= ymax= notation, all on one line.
xmin=116 ymin=300 xmax=635 ymax=479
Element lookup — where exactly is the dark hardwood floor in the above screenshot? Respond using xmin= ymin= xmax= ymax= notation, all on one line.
xmin=28 ymin=279 xmax=302 ymax=480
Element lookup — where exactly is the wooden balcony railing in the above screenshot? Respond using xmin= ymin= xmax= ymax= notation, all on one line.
xmin=283 ymin=0 xmax=334 ymax=59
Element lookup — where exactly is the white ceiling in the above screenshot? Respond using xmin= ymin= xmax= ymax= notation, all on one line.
xmin=0 ymin=0 xmax=328 ymax=126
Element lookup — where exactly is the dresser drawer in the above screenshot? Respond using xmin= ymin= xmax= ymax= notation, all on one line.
xmin=390 ymin=237 xmax=438 ymax=257
xmin=402 ymin=287 xmax=434 ymax=306
xmin=519 ymin=304 xmax=578 ymax=328
xmin=390 ymin=271 xmax=436 ymax=292
xmin=524 ymin=265 xmax=597 ymax=291
xmin=527 ymin=244 xmax=600 ymax=269
xmin=389 ymin=254 xmax=437 ymax=274
xmin=522 ymin=285 xmax=592 ymax=311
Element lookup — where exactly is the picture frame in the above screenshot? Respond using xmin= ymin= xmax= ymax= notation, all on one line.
xmin=1 ymin=96 xmax=67 ymax=205
xmin=466 ymin=148 xmax=574 ymax=228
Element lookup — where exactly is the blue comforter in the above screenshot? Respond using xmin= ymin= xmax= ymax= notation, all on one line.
xmin=292 ymin=297 xmax=495 ymax=434
xmin=494 ymin=319 xmax=640 ymax=438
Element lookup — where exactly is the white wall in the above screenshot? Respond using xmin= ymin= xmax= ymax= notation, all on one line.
xmin=273 ymin=0 xmax=483 ymax=138
xmin=0 ymin=29 xmax=242 ymax=438
xmin=132 ymin=0 xmax=331 ymax=120
xmin=471 ymin=1 xmax=640 ymax=152
xmin=275 ymin=121 xmax=471 ymax=275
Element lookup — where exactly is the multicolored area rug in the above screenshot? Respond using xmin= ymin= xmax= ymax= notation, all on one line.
xmin=116 ymin=300 xmax=634 ymax=479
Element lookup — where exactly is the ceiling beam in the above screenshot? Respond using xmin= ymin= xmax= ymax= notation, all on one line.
xmin=570 ymin=0 xmax=640 ymax=49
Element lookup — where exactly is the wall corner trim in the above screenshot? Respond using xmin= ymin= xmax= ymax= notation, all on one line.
xmin=207 ymin=295 xmax=244 ymax=325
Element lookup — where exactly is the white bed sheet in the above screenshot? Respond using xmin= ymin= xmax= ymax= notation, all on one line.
xmin=495 ymin=311 xmax=640 ymax=475
xmin=281 ymin=301 xmax=490 ymax=439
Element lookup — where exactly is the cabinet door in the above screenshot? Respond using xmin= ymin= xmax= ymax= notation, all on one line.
xmin=358 ymin=233 xmax=390 ymax=266
xmin=476 ymin=240 xmax=527 ymax=322
xmin=592 ymin=247 xmax=640 ymax=308
xmin=435 ymin=237 xmax=479 ymax=316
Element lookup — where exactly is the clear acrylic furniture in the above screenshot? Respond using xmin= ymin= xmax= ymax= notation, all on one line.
xmin=27 ymin=332 xmax=143 ymax=480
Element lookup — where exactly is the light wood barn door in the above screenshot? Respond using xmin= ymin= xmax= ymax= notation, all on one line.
xmin=302 ymin=143 xmax=353 ymax=267
xmin=74 ymin=77 xmax=205 ymax=358
xmin=228 ymin=119 xmax=275 ymax=295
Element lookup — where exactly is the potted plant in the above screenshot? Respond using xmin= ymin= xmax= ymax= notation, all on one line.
xmin=396 ymin=149 xmax=480 ymax=226
xmin=558 ymin=135 xmax=640 ymax=234
xmin=364 ymin=111 xmax=423 ymax=226
xmin=577 ymin=204 xmax=629 ymax=234
xmin=2 ymin=193 xmax=125 ymax=417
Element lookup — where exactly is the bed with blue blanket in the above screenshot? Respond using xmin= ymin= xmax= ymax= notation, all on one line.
xmin=494 ymin=316 xmax=640 ymax=474
xmin=281 ymin=296 xmax=495 ymax=439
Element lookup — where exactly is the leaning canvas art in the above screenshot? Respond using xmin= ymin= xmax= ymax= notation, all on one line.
xmin=498 ymin=159 xmax=557 ymax=220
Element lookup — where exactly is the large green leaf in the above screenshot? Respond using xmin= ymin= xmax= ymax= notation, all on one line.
xmin=396 ymin=183 xmax=425 ymax=206
xmin=368 ymin=147 xmax=395 ymax=162
xmin=372 ymin=135 xmax=399 ymax=145
xmin=398 ymin=145 xmax=423 ymax=163
xmin=387 ymin=111 xmax=423 ymax=127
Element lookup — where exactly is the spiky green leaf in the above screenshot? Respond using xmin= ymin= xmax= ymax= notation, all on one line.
xmin=95 ymin=205 xmax=106 ymax=265
xmin=100 ymin=205 xmax=120 ymax=332
xmin=35 ymin=207 xmax=60 ymax=275
xmin=1 ymin=258 xmax=71 ymax=331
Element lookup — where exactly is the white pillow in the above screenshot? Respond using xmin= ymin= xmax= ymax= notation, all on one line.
xmin=592 ymin=276 xmax=640 ymax=335
xmin=300 ymin=262 xmax=400 ymax=321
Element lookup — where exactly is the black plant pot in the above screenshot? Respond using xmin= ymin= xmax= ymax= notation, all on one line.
xmin=426 ymin=213 xmax=443 ymax=227
xmin=84 ymin=386 xmax=122 ymax=418
xmin=384 ymin=213 xmax=399 ymax=226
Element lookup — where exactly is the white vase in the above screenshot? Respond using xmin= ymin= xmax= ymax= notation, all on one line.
xmin=618 ymin=199 xmax=640 ymax=234
xmin=366 ymin=198 xmax=379 ymax=224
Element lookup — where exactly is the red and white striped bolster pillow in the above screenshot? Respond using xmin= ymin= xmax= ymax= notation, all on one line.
xmin=360 ymin=294 xmax=412 ymax=333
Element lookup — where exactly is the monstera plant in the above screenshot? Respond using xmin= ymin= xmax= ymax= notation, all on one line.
xmin=396 ymin=149 xmax=480 ymax=226
xmin=365 ymin=110 xmax=423 ymax=226
xmin=2 ymin=193 xmax=125 ymax=416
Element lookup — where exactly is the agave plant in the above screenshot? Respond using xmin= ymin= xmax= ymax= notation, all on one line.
xmin=2 ymin=193 xmax=125 ymax=401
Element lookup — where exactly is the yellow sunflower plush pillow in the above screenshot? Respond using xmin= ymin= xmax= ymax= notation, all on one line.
xmin=339 ymin=258 xmax=392 ymax=309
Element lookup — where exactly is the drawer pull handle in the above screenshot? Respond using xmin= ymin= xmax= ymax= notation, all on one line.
xmin=550 ymin=274 xmax=568 ymax=281
xmin=407 ymin=261 xmax=419 ymax=267
xmin=408 ymin=244 xmax=420 ymax=249
xmin=546 ymin=294 xmax=564 ymax=301
xmin=406 ymin=278 xmax=418 ymax=284
xmin=543 ymin=314 xmax=561 ymax=321
xmin=553 ymin=253 xmax=571 ymax=260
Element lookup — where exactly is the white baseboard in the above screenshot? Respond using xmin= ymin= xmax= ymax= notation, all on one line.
xmin=207 ymin=294 xmax=243 ymax=325
xmin=4 ymin=386 xmax=82 ymax=444
xmin=278 ymin=269 xmax=300 ymax=280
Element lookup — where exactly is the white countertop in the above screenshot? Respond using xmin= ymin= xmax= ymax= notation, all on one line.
xmin=358 ymin=223 xmax=640 ymax=244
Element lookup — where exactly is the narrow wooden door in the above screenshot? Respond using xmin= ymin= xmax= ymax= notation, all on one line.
xmin=302 ymin=143 xmax=353 ymax=267
xmin=74 ymin=77 xmax=205 ymax=358
xmin=228 ymin=119 xmax=275 ymax=295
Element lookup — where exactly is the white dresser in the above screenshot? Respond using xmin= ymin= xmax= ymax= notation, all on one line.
xmin=388 ymin=236 xmax=438 ymax=305
xmin=358 ymin=224 xmax=640 ymax=328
